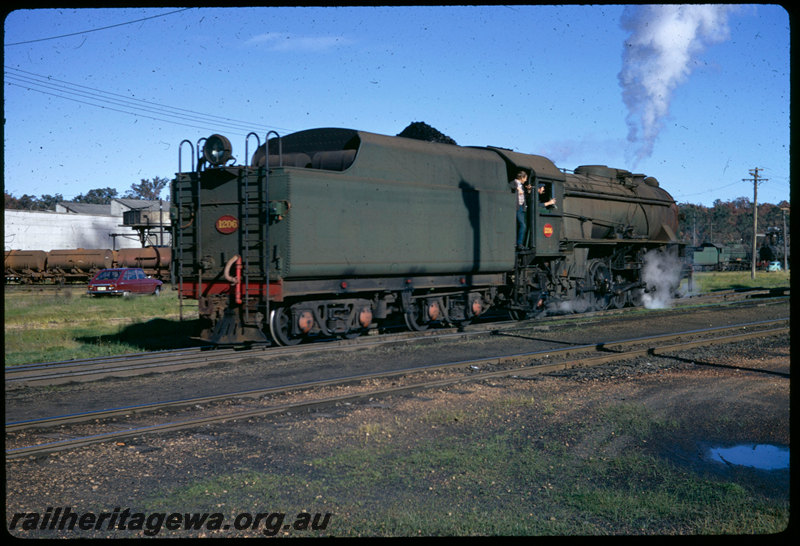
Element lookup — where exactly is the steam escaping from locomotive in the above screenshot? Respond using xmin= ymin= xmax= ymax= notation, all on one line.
xmin=641 ymin=248 xmax=684 ymax=309
xmin=618 ymin=5 xmax=734 ymax=164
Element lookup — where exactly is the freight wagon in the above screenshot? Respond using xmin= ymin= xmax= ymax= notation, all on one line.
xmin=4 ymin=246 xmax=171 ymax=284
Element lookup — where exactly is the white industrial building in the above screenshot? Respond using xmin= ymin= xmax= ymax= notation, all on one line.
xmin=4 ymin=199 xmax=171 ymax=251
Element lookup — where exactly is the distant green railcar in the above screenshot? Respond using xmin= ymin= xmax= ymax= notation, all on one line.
xmin=691 ymin=243 xmax=721 ymax=271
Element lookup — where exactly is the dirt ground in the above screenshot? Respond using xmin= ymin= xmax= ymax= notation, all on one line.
xmin=5 ymin=331 xmax=790 ymax=537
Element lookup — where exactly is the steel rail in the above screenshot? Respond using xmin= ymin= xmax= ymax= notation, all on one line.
xmin=5 ymin=321 xmax=789 ymax=459
xmin=5 ymin=293 xmax=789 ymax=386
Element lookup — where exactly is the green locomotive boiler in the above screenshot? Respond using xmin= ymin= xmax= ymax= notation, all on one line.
xmin=172 ymin=128 xmax=684 ymax=345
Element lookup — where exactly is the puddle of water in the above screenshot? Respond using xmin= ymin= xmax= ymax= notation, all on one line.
xmin=707 ymin=444 xmax=789 ymax=470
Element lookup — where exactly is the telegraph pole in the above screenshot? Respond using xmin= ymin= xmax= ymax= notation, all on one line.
xmin=781 ymin=206 xmax=789 ymax=271
xmin=743 ymin=168 xmax=768 ymax=279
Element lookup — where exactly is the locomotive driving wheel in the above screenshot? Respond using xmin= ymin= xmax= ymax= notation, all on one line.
xmin=628 ymin=287 xmax=645 ymax=308
xmin=608 ymin=273 xmax=627 ymax=309
xmin=586 ymin=260 xmax=612 ymax=311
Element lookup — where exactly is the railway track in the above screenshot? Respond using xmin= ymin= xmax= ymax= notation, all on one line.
xmin=5 ymin=318 xmax=789 ymax=459
xmin=5 ymin=291 xmax=789 ymax=387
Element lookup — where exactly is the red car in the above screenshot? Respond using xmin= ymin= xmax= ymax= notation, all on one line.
xmin=87 ymin=268 xmax=163 ymax=296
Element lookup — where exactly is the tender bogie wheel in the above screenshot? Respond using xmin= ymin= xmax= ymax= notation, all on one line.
xmin=342 ymin=306 xmax=371 ymax=340
xmin=404 ymin=303 xmax=429 ymax=331
xmin=269 ymin=306 xmax=303 ymax=346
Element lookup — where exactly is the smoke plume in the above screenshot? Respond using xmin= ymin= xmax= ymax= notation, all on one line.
xmin=618 ymin=5 xmax=734 ymax=164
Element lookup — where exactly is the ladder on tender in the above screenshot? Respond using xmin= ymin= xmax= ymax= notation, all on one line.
xmin=239 ymin=165 xmax=269 ymax=323
xmin=173 ymin=164 xmax=199 ymax=321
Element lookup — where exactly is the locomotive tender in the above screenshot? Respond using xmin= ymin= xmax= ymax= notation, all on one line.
xmin=172 ymin=128 xmax=683 ymax=345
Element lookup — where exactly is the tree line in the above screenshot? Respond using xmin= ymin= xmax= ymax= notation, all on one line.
xmin=4 ymin=177 xmax=169 ymax=210
xmin=678 ymin=198 xmax=790 ymax=248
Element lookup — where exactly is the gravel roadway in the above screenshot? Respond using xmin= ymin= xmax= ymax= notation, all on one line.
xmin=5 ymin=301 xmax=791 ymax=537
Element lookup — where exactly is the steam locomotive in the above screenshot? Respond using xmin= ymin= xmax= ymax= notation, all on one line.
xmin=689 ymin=242 xmax=750 ymax=271
xmin=688 ymin=228 xmax=789 ymax=272
xmin=172 ymin=128 xmax=685 ymax=345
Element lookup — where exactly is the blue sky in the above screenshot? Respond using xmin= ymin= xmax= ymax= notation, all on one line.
xmin=3 ymin=5 xmax=790 ymax=207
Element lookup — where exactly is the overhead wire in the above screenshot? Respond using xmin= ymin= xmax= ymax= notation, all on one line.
xmin=4 ymin=66 xmax=293 ymax=137
xmin=675 ymin=170 xmax=790 ymax=203
xmin=4 ymin=9 xmax=193 ymax=47
xmin=4 ymin=8 xmax=293 ymax=135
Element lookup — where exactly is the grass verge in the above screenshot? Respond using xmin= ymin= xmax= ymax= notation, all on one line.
xmin=4 ymin=286 xmax=200 ymax=365
xmin=688 ymin=270 xmax=790 ymax=293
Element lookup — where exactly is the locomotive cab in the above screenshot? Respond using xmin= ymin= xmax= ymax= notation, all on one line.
xmin=490 ymin=147 xmax=565 ymax=255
